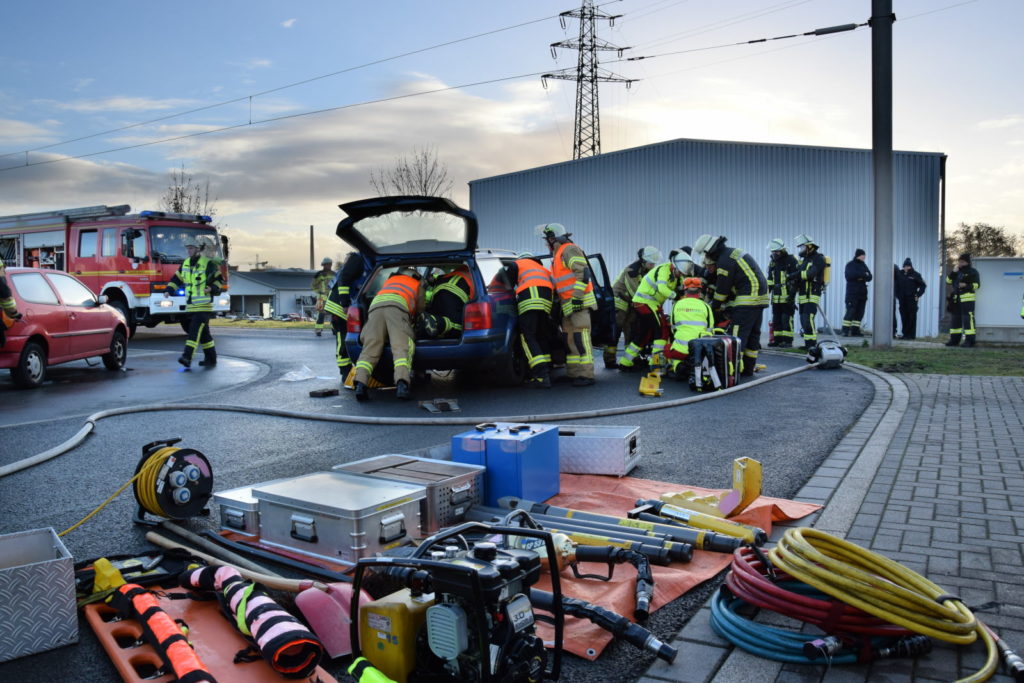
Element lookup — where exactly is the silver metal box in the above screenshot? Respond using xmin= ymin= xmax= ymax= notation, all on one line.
xmin=253 ymin=472 xmax=425 ymax=565
xmin=332 ymin=454 xmax=485 ymax=536
xmin=0 ymin=528 xmax=78 ymax=662
xmin=557 ymin=425 xmax=641 ymax=477
xmin=213 ymin=485 xmax=262 ymax=537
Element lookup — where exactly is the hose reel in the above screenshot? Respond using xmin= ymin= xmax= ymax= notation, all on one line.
xmin=132 ymin=438 xmax=213 ymax=525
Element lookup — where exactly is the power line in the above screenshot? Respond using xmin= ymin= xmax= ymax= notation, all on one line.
xmin=0 ymin=9 xmax=605 ymax=160
xmin=640 ymin=0 xmax=815 ymax=51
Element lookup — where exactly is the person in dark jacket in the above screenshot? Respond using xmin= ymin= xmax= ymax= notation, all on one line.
xmin=894 ymin=258 xmax=927 ymax=340
xmin=765 ymin=238 xmax=798 ymax=347
xmin=945 ymin=253 xmax=980 ymax=347
xmin=323 ymin=252 xmax=367 ymax=387
xmin=842 ymin=249 xmax=872 ymax=336
xmin=790 ymin=234 xmax=827 ymax=350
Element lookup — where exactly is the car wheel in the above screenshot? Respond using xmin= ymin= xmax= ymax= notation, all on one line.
xmin=110 ymin=299 xmax=137 ymax=339
xmin=12 ymin=341 xmax=47 ymax=389
xmin=103 ymin=329 xmax=128 ymax=370
xmin=491 ymin=348 xmax=527 ymax=387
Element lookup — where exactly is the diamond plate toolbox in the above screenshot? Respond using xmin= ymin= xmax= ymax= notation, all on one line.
xmin=0 ymin=527 xmax=78 ymax=662
xmin=557 ymin=425 xmax=641 ymax=477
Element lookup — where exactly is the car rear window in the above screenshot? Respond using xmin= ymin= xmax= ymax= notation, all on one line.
xmin=10 ymin=272 xmax=59 ymax=305
xmin=47 ymin=273 xmax=97 ymax=307
xmin=353 ymin=211 xmax=468 ymax=254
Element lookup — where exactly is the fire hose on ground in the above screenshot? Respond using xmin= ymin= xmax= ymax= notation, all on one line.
xmin=0 ymin=361 xmax=817 ymax=479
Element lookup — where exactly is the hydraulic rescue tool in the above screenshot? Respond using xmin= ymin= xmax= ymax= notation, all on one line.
xmin=350 ymin=522 xmax=564 ymax=683
xmin=632 ymin=500 xmax=768 ymax=545
xmin=501 ymin=508 xmax=656 ymax=621
xmin=499 ymin=497 xmax=746 ymax=553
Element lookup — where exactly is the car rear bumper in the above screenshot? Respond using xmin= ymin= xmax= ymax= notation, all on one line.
xmin=345 ymin=329 xmax=509 ymax=371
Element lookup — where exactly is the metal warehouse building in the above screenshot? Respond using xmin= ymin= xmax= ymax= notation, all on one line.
xmin=469 ymin=137 xmax=946 ymax=338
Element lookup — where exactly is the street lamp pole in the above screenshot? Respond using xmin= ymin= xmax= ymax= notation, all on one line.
xmin=871 ymin=0 xmax=895 ymax=348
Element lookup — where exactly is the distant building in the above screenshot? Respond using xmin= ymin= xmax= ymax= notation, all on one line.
xmin=469 ymin=137 xmax=946 ymax=337
xmin=228 ymin=269 xmax=317 ymax=317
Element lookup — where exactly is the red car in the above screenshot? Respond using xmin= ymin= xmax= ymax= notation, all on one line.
xmin=1 ymin=267 xmax=128 ymax=388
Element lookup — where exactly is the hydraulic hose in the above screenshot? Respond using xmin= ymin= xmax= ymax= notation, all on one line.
xmin=0 ymin=362 xmax=816 ymax=479
xmin=769 ymin=528 xmax=999 ymax=683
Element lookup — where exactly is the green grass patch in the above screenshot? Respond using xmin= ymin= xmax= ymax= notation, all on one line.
xmin=210 ymin=318 xmax=317 ymax=329
xmin=773 ymin=343 xmax=1024 ymax=376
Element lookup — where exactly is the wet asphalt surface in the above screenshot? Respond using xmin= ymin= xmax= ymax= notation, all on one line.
xmin=0 ymin=325 xmax=872 ymax=682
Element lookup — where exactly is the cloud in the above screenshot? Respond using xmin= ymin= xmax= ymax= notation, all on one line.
xmin=977 ymin=115 xmax=1023 ymax=130
xmin=49 ymin=96 xmax=198 ymax=113
xmin=72 ymin=78 xmax=95 ymax=92
xmin=0 ymin=118 xmax=59 ymax=146
xmin=281 ymin=18 xmax=297 ymax=28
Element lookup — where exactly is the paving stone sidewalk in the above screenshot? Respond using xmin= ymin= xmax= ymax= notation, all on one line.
xmin=641 ymin=369 xmax=1024 ymax=683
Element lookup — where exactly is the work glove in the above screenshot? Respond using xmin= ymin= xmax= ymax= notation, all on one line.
xmin=9 ymin=311 xmax=21 ymax=320
xmin=571 ymin=297 xmax=585 ymax=313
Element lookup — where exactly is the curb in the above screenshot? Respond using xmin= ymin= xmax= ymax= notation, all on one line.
xmin=640 ymin=362 xmax=909 ymax=683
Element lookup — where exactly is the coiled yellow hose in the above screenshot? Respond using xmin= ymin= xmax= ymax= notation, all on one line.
xmin=769 ymin=527 xmax=997 ymax=683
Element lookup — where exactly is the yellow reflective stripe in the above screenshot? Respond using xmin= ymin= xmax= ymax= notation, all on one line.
xmin=615 ymin=298 xmax=629 ymax=311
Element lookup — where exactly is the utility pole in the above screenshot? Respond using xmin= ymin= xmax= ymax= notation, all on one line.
xmin=543 ymin=0 xmax=634 ymax=159
xmin=308 ymin=225 xmax=314 ymax=271
xmin=870 ymin=0 xmax=895 ymax=348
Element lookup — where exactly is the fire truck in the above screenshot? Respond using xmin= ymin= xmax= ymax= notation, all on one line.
xmin=0 ymin=204 xmax=230 ymax=336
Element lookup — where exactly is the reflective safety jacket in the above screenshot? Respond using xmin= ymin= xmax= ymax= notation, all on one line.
xmin=552 ymin=241 xmax=596 ymax=315
xmin=632 ymin=262 xmax=681 ymax=310
xmin=0 ymin=261 xmax=18 ymax=318
xmin=324 ymin=253 xmax=366 ymax=319
xmin=511 ymin=258 xmax=555 ymax=315
xmin=766 ymin=252 xmax=798 ymax=305
xmin=669 ymin=295 xmax=714 ymax=355
xmin=946 ymin=266 xmax=980 ymax=303
xmin=370 ymin=273 xmax=423 ymax=316
xmin=427 ymin=270 xmax=475 ymax=336
xmin=166 ymin=255 xmax=222 ymax=312
xmin=793 ymin=250 xmax=826 ymax=305
xmin=311 ymin=269 xmax=333 ymax=298
xmin=711 ymin=248 xmax=769 ymax=309
xmin=612 ymin=260 xmax=645 ymax=313
xmin=431 ymin=269 xmax=475 ymax=305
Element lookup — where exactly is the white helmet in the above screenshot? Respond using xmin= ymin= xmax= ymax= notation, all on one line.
xmin=671 ymin=250 xmax=695 ymax=276
xmin=321 ymin=257 xmax=333 ymax=266
xmin=516 ymin=252 xmax=534 ymax=259
xmin=767 ymin=238 xmax=785 ymax=252
xmin=693 ymin=234 xmax=725 ymax=257
xmin=639 ymin=246 xmax=663 ymax=266
xmin=793 ymin=234 xmax=816 ymax=248
xmin=535 ymin=223 xmax=568 ymax=239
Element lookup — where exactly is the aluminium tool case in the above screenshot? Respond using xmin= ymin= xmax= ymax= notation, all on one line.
xmin=557 ymin=425 xmax=641 ymax=477
xmin=332 ymin=454 xmax=485 ymax=536
xmin=212 ymin=479 xmax=289 ymax=537
xmin=252 ymin=472 xmax=425 ymax=565
xmin=688 ymin=335 xmax=741 ymax=392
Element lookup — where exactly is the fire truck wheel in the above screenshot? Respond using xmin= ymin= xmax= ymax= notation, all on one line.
xmin=12 ymin=341 xmax=47 ymax=389
xmin=103 ymin=330 xmax=128 ymax=371
xmin=109 ymin=300 xmax=137 ymax=339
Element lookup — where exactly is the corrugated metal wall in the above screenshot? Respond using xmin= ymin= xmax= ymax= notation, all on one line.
xmin=469 ymin=138 xmax=944 ymax=337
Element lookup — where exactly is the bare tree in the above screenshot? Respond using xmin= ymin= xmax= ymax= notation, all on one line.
xmin=369 ymin=146 xmax=453 ymax=198
xmin=160 ymin=163 xmax=219 ymax=219
xmin=946 ymin=222 xmax=1020 ymax=268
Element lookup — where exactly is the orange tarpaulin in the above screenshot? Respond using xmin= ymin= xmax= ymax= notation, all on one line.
xmin=531 ymin=473 xmax=821 ymax=661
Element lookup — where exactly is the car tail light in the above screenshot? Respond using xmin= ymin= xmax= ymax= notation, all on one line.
xmin=463 ymin=302 xmax=491 ymax=331
xmin=346 ymin=306 xmax=362 ymax=333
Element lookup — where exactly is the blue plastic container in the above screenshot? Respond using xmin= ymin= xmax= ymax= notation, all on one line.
xmin=450 ymin=422 xmax=559 ymax=506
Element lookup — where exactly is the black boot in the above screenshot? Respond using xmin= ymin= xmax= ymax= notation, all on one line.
xmin=945 ymin=334 xmax=961 ymax=347
xmin=354 ymin=381 xmax=370 ymax=401
xmin=840 ymin=326 xmax=849 ymax=337
xmin=962 ymin=337 xmax=976 ymax=348
xmin=177 ymin=355 xmax=191 ymax=369
xmin=851 ymin=328 xmax=863 ymax=337
xmin=199 ymin=350 xmax=217 ymax=367
xmin=396 ymin=379 xmax=412 ymax=400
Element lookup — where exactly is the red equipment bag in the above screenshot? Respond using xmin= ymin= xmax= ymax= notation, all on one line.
xmin=713 ymin=334 xmax=742 ymax=388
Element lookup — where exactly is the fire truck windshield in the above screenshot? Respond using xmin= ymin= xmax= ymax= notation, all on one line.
xmin=150 ymin=227 xmax=222 ymax=264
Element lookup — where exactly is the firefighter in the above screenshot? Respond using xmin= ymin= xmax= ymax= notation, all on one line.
xmin=165 ymin=239 xmax=223 ymax=369
xmin=843 ymin=248 xmax=872 ymax=336
xmin=765 ymin=239 xmax=798 ymax=347
xmin=604 ymin=246 xmax=662 ymax=369
xmin=694 ymin=234 xmax=769 ymax=375
xmin=0 ymin=259 xmax=22 ymax=348
xmin=354 ymin=267 xmax=425 ymax=401
xmin=618 ymin=252 xmax=690 ymax=371
xmin=893 ymin=257 xmax=927 ymax=340
xmin=506 ymin=253 xmax=557 ymax=388
xmin=423 ymin=265 xmax=474 ymax=339
xmin=538 ymin=222 xmax=596 ymax=387
xmin=945 ymin=253 xmax=980 ymax=347
xmin=323 ymin=252 xmax=366 ymax=386
xmin=789 ymin=234 xmax=827 ymax=351
xmin=665 ymin=274 xmax=715 ymax=379
xmin=311 ymin=257 xmax=334 ymax=336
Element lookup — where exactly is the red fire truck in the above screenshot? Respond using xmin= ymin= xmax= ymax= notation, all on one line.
xmin=0 ymin=204 xmax=230 ymax=336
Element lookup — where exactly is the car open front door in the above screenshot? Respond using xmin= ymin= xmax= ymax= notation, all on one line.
xmin=586 ymin=253 xmax=616 ymax=347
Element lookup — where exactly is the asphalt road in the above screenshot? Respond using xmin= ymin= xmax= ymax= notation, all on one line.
xmin=0 ymin=325 xmax=872 ymax=682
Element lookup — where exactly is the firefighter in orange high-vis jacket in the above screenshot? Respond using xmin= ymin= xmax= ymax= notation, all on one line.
xmin=538 ymin=223 xmax=596 ymax=387
xmin=353 ymin=266 xmax=425 ymax=402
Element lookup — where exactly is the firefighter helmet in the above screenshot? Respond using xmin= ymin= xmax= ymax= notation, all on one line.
xmin=535 ymin=223 xmax=569 ymax=239
xmin=767 ymin=238 xmax=785 ymax=252
xmin=321 ymin=257 xmax=333 ymax=266
xmin=671 ymin=250 xmax=695 ymax=276
xmin=417 ymin=312 xmax=441 ymax=339
xmin=639 ymin=245 xmax=663 ymax=266
xmin=793 ymin=234 xmax=817 ymax=248
xmin=693 ymin=234 xmax=726 ymax=259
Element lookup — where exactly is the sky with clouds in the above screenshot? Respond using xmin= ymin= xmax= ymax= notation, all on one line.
xmin=1 ymin=0 xmax=1021 ymax=269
